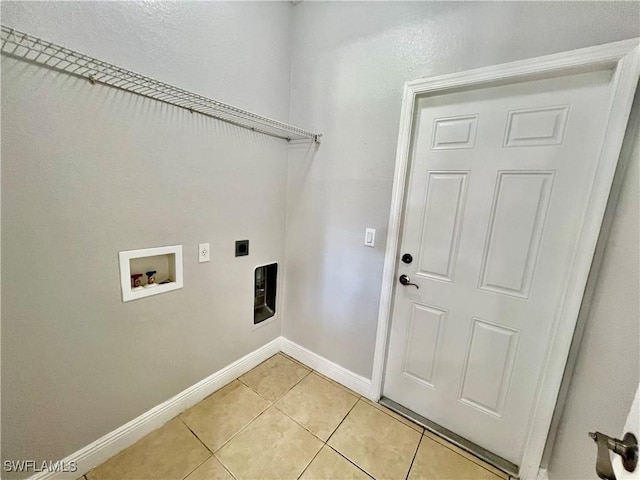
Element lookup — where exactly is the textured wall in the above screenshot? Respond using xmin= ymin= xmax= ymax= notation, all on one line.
xmin=1 ymin=1 xmax=293 ymax=474
xmin=1 ymin=1 xmax=293 ymax=120
xmin=284 ymin=3 xmax=639 ymax=477
xmin=2 ymin=2 xmax=639 ymax=478
xmin=284 ymin=0 xmax=640 ymax=385
xmin=546 ymin=90 xmax=640 ymax=479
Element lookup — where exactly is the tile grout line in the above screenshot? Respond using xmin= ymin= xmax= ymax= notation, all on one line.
xmin=279 ymin=351 xmax=310 ymax=369
xmin=178 ymin=417 xmax=216 ymax=456
xmin=176 ymin=448 xmax=211 ymax=480
xmin=424 ymin=432 xmax=508 ymax=479
xmin=324 ymin=396 xmax=362 ymax=446
xmin=275 ymin=366 xmax=313 ymax=400
xmin=294 ymin=391 xmax=372 ymax=480
xmin=311 ymin=369 xmax=363 ymax=398
xmin=244 ymin=363 xmax=353 ymax=447
xmin=238 ymin=353 xmax=312 ymax=404
xmin=208 ymin=403 xmax=272 ymax=454
xmin=177 ymin=418 xmax=239 ymax=480
xmin=178 ymin=379 xmax=272 ymax=477
xmin=186 ymin=353 xmax=314 ymax=477
xmin=215 ymin=369 xmax=316 ymax=479
xmin=273 ymin=400 xmax=329 ymax=444
xmin=273 ymin=370 xmax=359 ymax=443
xmin=382 ymin=405 xmax=505 ymax=477
xmin=212 ymin=453 xmax=239 ymax=480
xmin=295 ymin=442 xmax=325 ymax=480
xmin=237 ymin=377 xmax=275 ymax=404
xmin=223 ymin=463 xmax=238 ymax=480
xmin=325 ymin=397 xmax=422 ymax=480
xmin=214 ymin=391 xmax=320 ymax=479
xmin=213 ymin=454 xmax=239 ymax=480
xmin=377 ymin=398 xmax=498 ymax=479
xmin=405 ymin=432 xmax=423 ymax=480
xmin=326 ymin=444 xmax=376 ymax=480
xmin=208 ymin=355 xmax=315 ymax=473
xmin=363 ymin=399 xmax=424 ymax=434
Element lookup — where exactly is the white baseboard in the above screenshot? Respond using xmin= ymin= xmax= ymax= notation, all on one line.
xmin=28 ymin=336 xmax=372 ymax=480
xmin=279 ymin=337 xmax=373 ymax=399
xmin=29 ymin=337 xmax=282 ymax=480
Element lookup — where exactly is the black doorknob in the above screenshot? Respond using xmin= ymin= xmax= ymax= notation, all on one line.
xmin=401 ymin=253 xmax=413 ymax=264
xmin=399 ymin=274 xmax=419 ymax=289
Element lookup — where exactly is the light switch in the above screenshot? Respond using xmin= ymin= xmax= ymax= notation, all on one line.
xmin=364 ymin=228 xmax=376 ymax=247
xmin=199 ymin=243 xmax=210 ymax=263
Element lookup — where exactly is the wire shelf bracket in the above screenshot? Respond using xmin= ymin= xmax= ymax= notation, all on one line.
xmin=1 ymin=24 xmax=322 ymax=143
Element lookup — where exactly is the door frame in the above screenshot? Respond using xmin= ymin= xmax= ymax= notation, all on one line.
xmin=370 ymin=39 xmax=640 ymax=479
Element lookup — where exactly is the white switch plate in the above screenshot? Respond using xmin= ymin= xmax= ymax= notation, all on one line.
xmin=198 ymin=243 xmax=210 ymax=263
xmin=364 ymin=228 xmax=376 ymax=247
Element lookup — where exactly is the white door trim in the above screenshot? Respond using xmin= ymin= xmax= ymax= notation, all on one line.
xmin=370 ymin=39 xmax=640 ymax=479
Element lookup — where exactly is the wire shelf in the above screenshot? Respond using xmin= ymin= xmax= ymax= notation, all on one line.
xmin=1 ymin=25 xmax=321 ymax=143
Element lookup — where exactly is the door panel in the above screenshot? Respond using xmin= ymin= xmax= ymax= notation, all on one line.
xmin=383 ymin=68 xmax=614 ymax=465
xmin=432 ymin=115 xmax=479 ymax=150
xmin=402 ymin=302 xmax=446 ymax=388
xmin=459 ymin=318 xmax=519 ymax=417
xmin=417 ymin=172 xmax=468 ymax=281
xmin=503 ymin=105 xmax=569 ymax=147
xmin=479 ymin=171 xmax=554 ymax=298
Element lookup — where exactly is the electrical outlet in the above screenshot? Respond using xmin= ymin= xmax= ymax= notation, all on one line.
xmin=235 ymin=240 xmax=249 ymax=257
xmin=199 ymin=243 xmax=210 ymax=263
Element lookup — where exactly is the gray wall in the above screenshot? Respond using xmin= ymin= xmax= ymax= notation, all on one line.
xmin=2 ymin=2 xmax=639 ymax=478
xmin=1 ymin=1 xmax=292 ymax=473
xmin=546 ymin=89 xmax=640 ymax=479
xmin=284 ymin=2 xmax=640 ymax=476
xmin=284 ymin=0 xmax=640 ymax=379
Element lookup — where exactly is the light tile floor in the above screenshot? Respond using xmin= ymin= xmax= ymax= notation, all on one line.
xmin=85 ymin=353 xmax=512 ymax=480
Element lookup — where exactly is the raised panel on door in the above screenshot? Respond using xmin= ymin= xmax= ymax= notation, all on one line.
xmin=416 ymin=172 xmax=468 ymax=282
xmin=459 ymin=318 xmax=520 ymax=417
xmin=503 ymin=105 xmax=569 ymax=147
xmin=402 ymin=302 xmax=447 ymax=388
xmin=432 ymin=115 xmax=479 ymax=150
xmin=479 ymin=172 xmax=554 ymax=298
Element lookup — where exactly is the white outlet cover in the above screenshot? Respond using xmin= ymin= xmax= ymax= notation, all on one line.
xmin=199 ymin=243 xmax=210 ymax=263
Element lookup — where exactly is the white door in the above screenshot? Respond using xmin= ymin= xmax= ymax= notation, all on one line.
xmin=383 ymin=68 xmax=618 ymax=465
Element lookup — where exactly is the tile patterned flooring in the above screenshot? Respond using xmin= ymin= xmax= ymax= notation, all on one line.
xmin=84 ymin=354 xmax=512 ymax=480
